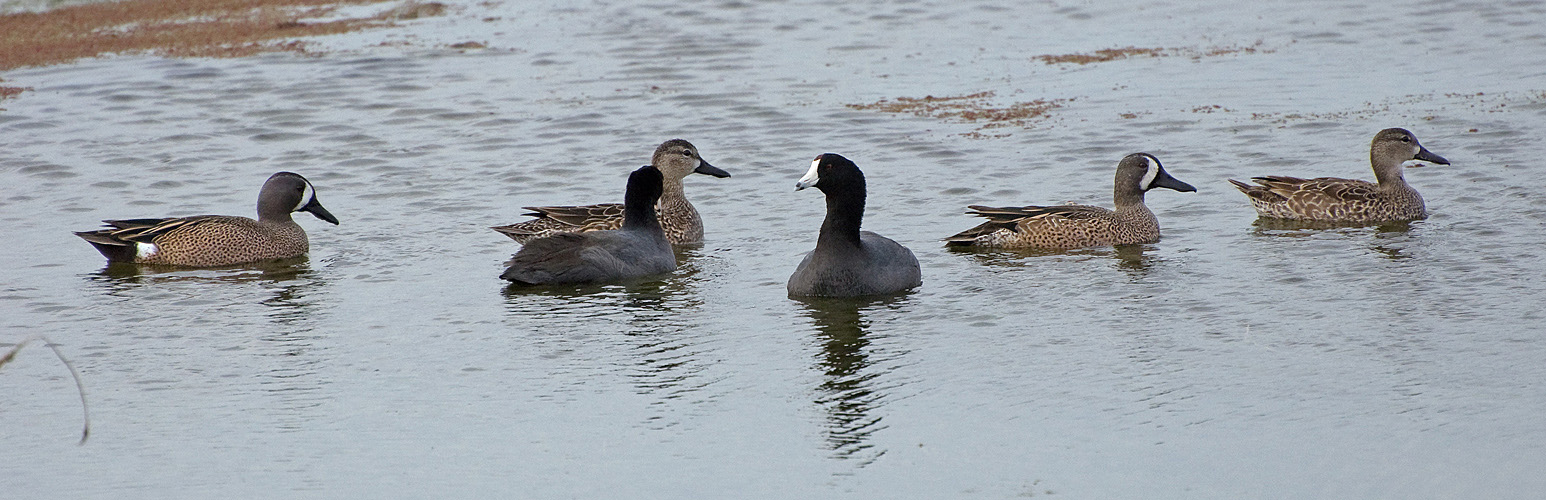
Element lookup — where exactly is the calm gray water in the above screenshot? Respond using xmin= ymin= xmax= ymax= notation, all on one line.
xmin=4 ymin=0 xmax=1545 ymax=498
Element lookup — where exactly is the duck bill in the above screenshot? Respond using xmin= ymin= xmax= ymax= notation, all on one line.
xmin=1414 ymin=146 xmax=1450 ymax=165
xmin=693 ymin=160 xmax=732 ymax=178
xmin=302 ymin=198 xmax=340 ymax=225
xmin=1154 ymin=171 xmax=1197 ymax=192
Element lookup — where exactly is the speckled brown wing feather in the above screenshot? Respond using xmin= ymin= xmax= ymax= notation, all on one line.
xmin=1260 ymin=176 xmax=1378 ymax=201
xmin=491 ymin=203 xmax=625 ymax=243
xmin=1233 ymin=176 xmax=1384 ymax=219
xmin=75 ymin=216 xmax=228 ymax=248
xmin=1230 ymin=177 xmax=1292 ymax=204
xmin=970 ymin=204 xmax=1109 ymax=221
xmin=945 ymin=204 xmax=1111 ymax=245
xmin=105 ymin=216 xmax=229 ymax=243
xmin=525 ymin=204 xmax=626 ymax=227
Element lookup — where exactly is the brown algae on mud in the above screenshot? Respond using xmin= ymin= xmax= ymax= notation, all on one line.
xmin=847 ymin=91 xmax=1069 ymax=136
xmin=0 ymin=0 xmax=449 ymax=73
xmin=1033 ymin=43 xmax=1274 ymax=65
xmin=1244 ymin=91 xmax=1545 ymax=125
xmin=0 ymin=78 xmax=25 ymax=101
xmin=846 ymin=42 xmax=1281 ymax=134
xmin=1035 ymin=46 xmax=1168 ymax=65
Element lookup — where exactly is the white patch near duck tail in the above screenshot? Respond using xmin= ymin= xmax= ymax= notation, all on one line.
xmin=135 ymin=242 xmax=159 ymax=260
xmin=796 ymin=158 xmax=821 ymax=190
xmin=1139 ymin=154 xmax=1162 ymax=190
xmin=293 ymin=181 xmax=315 ymax=212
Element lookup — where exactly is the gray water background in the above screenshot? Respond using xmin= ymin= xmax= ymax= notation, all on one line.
xmin=3 ymin=0 xmax=1545 ymax=498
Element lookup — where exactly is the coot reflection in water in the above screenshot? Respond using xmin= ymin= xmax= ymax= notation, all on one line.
xmin=794 ymin=294 xmax=914 ymax=467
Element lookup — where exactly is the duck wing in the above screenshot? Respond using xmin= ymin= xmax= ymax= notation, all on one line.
xmin=77 ymin=216 xmax=231 ymax=245
xmin=971 ymin=204 xmax=1107 ymax=224
xmin=492 ymin=203 xmax=625 ymax=242
xmin=1250 ymin=176 xmax=1378 ymax=204
xmin=945 ymin=204 xmax=1106 ymax=243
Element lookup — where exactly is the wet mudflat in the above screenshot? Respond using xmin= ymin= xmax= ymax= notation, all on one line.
xmin=3 ymin=0 xmax=1546 ymax=498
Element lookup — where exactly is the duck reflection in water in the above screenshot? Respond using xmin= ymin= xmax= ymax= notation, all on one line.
xmin=948 ymin=243 xmax=1161 ymax=279
xmin=1250 ymin=218 xmax=1418 ymax=260
xmin=83 ymin=258 xmax=330 ymax=432
xmin=1250 ymin=217 xmax=1415 ymax=234
xmin=795 ymin=295 xmax=910 ymax=466
xmin=90 ymin=256 xmax=315 ymax=281
xmin=1111 ymin=244 xmax=1158 ymax=276
xmin=88 ymin=258 xmax=325 ymax=321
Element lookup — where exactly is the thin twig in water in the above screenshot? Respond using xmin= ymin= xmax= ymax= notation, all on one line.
xmin=1 ymin=336 xmax=91 ymax=445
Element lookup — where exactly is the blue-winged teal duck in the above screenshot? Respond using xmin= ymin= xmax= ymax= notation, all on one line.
xmin=788 ymin=153 xmax=922 ymax=297
xmin=945 ymin=153 xmax=1196 ymax=249
xmin=1229 ymin=128 xmax=1449 ymax=222
xmin=492 ymin=139 xmax=730 ymax=245
xmin=501 ymin=165 xmax=676 ymax=285
xmin=75 ymin=172 xmax=338 ymax=267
